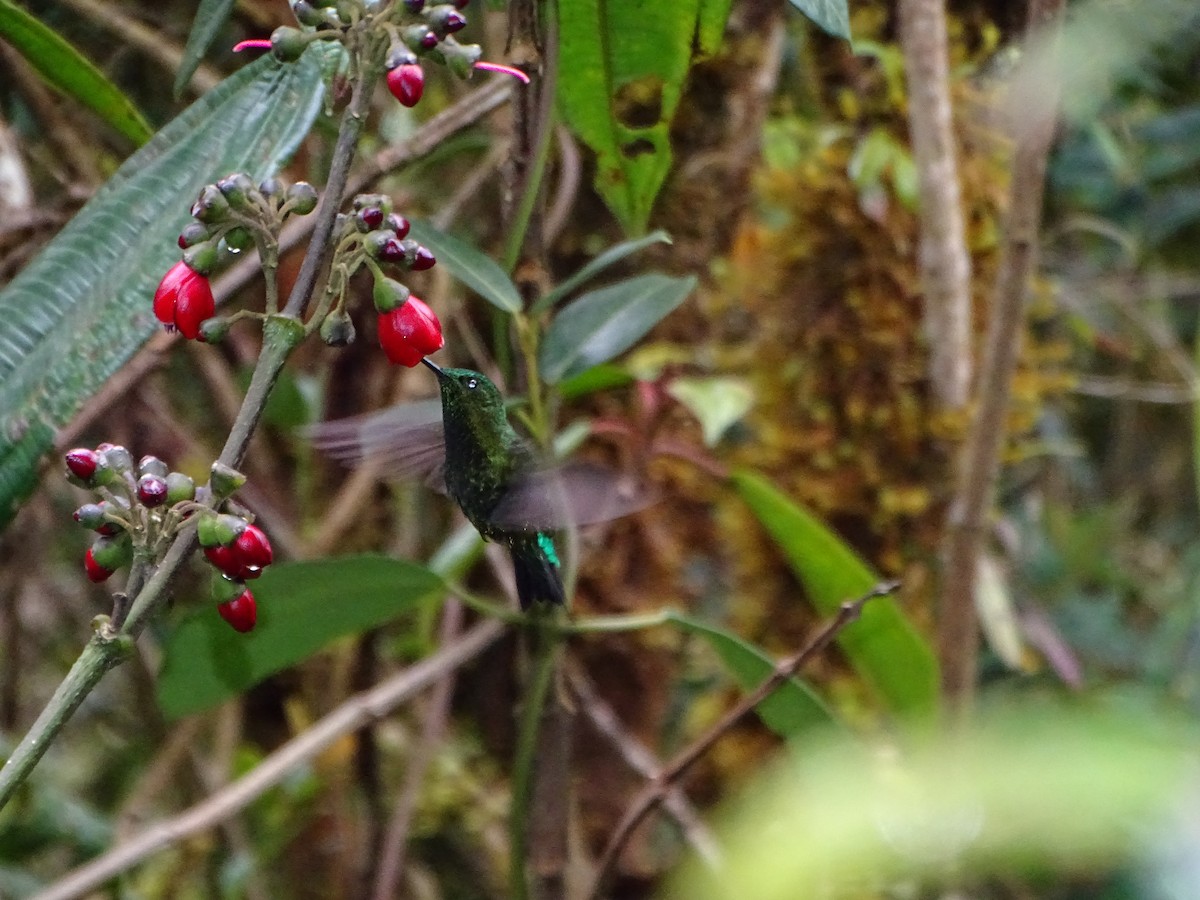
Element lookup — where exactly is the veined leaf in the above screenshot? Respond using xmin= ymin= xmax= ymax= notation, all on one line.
xmin=535 ymin=229 xmax=672 ymax=312
xmin=787 ymin=0 xmax=852 ymax=40
xmin=731 ymin=469 xmax=939 ymax=716
xmin=408 ymin=221 xmax=523 ymax=313
xmin=539 ymin=274 xmax=695 ymax=383
xmin=174 ymin=0 xmax=238 ymax=98
xmin=556 ymin=0 xmax=733 ymax=234
xmin=0 ymin=49 xmax=329 ymax=529
xmin=157 ymin=556 xmax=444 ymax=718
xmin=0 ymin=0 xmax=151 ymax=143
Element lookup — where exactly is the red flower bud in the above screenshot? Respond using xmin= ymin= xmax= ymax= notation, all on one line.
xmin=84 ymin=548 xmax=114 ymax=583
xmin=64 ymin=448 xmax=99 ymax=481
xmin=153 ymin=261 xmax=216 ymax=341
xmin=137 ymin=473 xmax=169 ymax=507
xmin=386 ymin=213 xmax=411 ymax=238
xmin=386 ymin=64 xmax=425 ymax=108
xmin=378 ymin=296 xmax=444 ymax=367
xmin=360 ymin=207 xmax=385 ymax=230
xmin=204 ymin=544 xmax=242 ymax=578
xmin=233 ymin=524 xmax=273 ymax=577
xmin=411 ymin=245 xmax=436 ymax=271
xmin=217 ymin=590 xmax=257 ymax=633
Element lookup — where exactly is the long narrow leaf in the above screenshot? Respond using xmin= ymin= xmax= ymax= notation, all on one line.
xmin=174 ymin=0 xmax=238 ymax=97
xmin=731 ymin=469 xmax=939 ymax=716
xmin=539 ymin=273 xmax=695 ymax=383
xmin=535 ymin=229 xmax=672 ymax=312
xmin=0 ymin=0 xmax=151 ymax=143
xmin=669 ymin=612 xmax=840 ymax=736
xmin=408 ymin=220 xmax=523 ymax=313
xmin=0 ymin=49 xmax=330 ymax=529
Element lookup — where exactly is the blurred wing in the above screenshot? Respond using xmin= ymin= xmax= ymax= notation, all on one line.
xmin=304 ymin=400 xmax=447 ymax=490
xmin=490 ymin=461 xmax=655 ymax=531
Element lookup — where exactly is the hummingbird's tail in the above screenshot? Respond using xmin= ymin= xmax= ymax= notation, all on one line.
xmin=511 ymin=532 xmax=564 ymax=609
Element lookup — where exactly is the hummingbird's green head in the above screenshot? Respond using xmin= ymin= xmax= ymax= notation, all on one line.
xmin=421 ymin=359 xmax=509 ymax=430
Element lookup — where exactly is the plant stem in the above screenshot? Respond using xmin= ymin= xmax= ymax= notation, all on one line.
xmin=936 ymin=0 xmax=1067 ymax=719
xmin=508 ymin=617 xmax=560 ymax=900
xmin=0 ymin=51 xmax=381 ymax=810
xmin=0 ymin=636 xmax=129 ymax=807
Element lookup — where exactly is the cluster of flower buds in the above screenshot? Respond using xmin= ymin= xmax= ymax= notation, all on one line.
xmin=321 ymin=192 xmax=444 ymax=365
xmin=153 ymin=174 xmax=317 ymax=342
xmin=230 ymin=0 xmax=526 ymax=109
xmin=66 ymin=445 xmax=196 ymax=583
xmin=67 ymin=447 xmax=271 ymax=634
xmin=198 ymin=511 xmax=273 ymax=633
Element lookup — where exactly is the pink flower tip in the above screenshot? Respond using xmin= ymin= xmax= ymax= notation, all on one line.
xmin=473 ymin=61 xmax=531 ymax=84
xmin=233 ymin=39 xmax=273 ymax=53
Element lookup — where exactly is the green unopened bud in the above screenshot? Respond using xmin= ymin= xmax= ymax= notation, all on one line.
xmin=286 ymin=182 xmax=319 ymax=215
xmin=73 ymin=503 xmax=106 ymax=530
xmin=211 ymin=572 xmax=246 ymax=603
xmin=178 ymin=222 xmax=211 ymax=248
xmin=434 ymin=37 xmax=482 ymax=79
xmin=223 ymin=226 xmax=255 ymax=252
xmin=319 ymin=308 xmax=356 ymax=346
xmin=91 ymin=532 xmax=133 ymax=570
xmin=217 ymin=173 xmax=258 ymax=212
xmin=271 ymin=26 xmax=308 ymax=61
xmin=101 ymin=444 xmax=134 ymax=476
xmin=138 ymin=455 xmax=169 ymax=478
xmin=183 ymin=241 xmax=219 ymax=276
xmin=373 ymin=276 xmax=411 ymax=313
xmin=191 ymin=184 xmax=231 ymax=224
xmin=166 ymin=472 xmax=196 ymax=504
xmin=402 ymin=24 xmax=437 ymax=52
xmin=292 ymin=0 xmax=326 ymax=26
xmin=209 ymin=462 xmax=247 ymax=500
xmin=199 ymin=316 xmax=231 ymax=343
xmin=197 ymin=512 xmax=247 ymax=548
xmin=259 ymin=177 xmax=284 ymax=201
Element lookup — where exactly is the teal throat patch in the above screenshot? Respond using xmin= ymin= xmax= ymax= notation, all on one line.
xmin=537 ymin=532 xmax=560 ymax=567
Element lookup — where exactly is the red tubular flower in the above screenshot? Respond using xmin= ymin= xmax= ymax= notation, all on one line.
xmin=378 ymin=296 xmax=444 ymax=367
xmin=386 ymin=64 xmax=425 ymax=108
xmin=218 ymin=590 xmax=257 ymax=632
xmin=153 ymin=261 xmax=215 ymax=340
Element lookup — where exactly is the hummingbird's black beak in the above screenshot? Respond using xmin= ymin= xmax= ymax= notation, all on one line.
xmin=421 ymin=357 xmax=446 ymax=378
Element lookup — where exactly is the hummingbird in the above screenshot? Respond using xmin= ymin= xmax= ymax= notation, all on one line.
xmin=309 ymin=359 xmax=646 ymax=610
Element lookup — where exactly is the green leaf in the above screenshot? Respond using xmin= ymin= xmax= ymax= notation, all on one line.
xmin=174 ymin=0 xmax=237 ymax=98
xmin=535 ymin=229 xmax=673 ymax=312
xmin=157 ymin=556 xmax=444 ymax=718
xmin=667 ymin=376 xmax=754 ymax=446
xmin=0 ymin=49 xmax=329 ymax=530
xmin=0 ymin=0 xmax=151 ymax=144
xmin=787 ymin=0 xmax=852 ymax=40
xmin=557 ymin=1 xmax=728 ymax=233
xmin=731 ymin=469 xmax=939 ymax=716
xmin=669 ymin=612 xmax=839 ymax=736
xmin=557 ymin=364 xmax=634 ymax=400
xmin=539 ymin=274 xmax=695 ymax=383
xmin=407 ymin=221 xmax=522 ymax=313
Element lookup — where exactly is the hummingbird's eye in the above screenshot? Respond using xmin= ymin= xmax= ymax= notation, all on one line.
xmin=465 ymin=378 xmax=478 ymax=390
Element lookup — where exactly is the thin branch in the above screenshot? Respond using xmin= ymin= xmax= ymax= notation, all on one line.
xmin=937 ymin=0 xmax=1068 ymax=717
xmin=584 ymin=582 xmax=899 ymax=900
xmin=30 ymin=620 xmax=504 ymax=900
xmin=899 ymin=0 xmax=974 ymax=410
xmin=370 ymin=600 xmax=464 ymax=900
xmin=566 ymin=666 xmax=720 ymax=869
